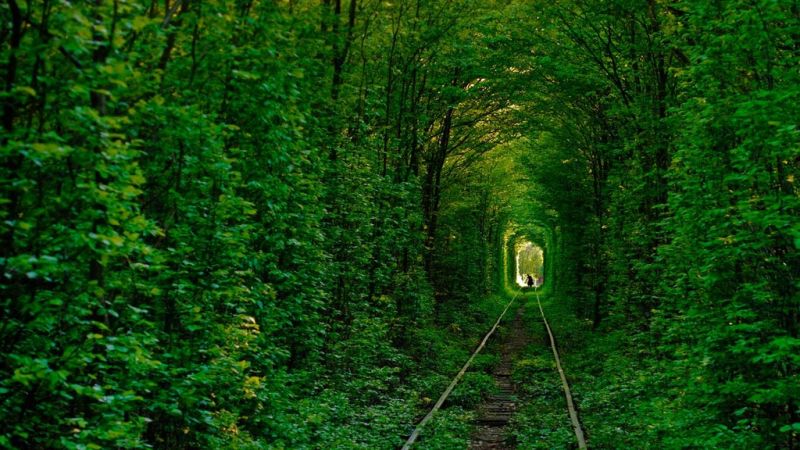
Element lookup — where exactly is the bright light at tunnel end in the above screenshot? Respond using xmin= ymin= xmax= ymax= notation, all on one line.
xmin=515 ymin=240 xmax=544 ymax=288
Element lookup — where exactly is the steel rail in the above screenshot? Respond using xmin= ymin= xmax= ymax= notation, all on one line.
xmin=535 ymin=291 xmax=587 ymax=449
xmin=400 ymin=292 xmax=521 ymax=449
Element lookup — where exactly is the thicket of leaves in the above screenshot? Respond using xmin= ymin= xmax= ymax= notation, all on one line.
xmin=0 ymin=0 xmax=518 ymax=448
xmin=517 ymin=0 xmax=799 ymax=447
xmin=2 ymin=0 xmax=798 ymax=448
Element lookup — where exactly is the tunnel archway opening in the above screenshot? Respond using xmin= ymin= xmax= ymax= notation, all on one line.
xmin=515 ymin=240 xmax=544 ymax=287
xmin=503 ymin=222 xmax=553 ymax=294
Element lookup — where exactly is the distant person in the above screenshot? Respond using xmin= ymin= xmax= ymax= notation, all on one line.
xmin=526 ymin=274 xmax=534 ymax=288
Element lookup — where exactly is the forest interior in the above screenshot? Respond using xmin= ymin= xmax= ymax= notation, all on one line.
xmin=1 ymin=0 xmax=799 ymax=448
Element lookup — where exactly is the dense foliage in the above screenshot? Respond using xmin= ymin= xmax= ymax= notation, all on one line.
xmin=0 ymin=1 xmax=515 ymax=448
xmin=1 ymin=0 xmax=797 ymax=448
xmin=517 ymin=0 xmax=799 ymax=447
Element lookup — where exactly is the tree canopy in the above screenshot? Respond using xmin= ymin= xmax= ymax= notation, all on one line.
xmin=1 ymin=0 xmax=798 ymax=448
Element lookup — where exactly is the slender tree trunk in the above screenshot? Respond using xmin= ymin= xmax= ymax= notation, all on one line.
xmin=423 ymin=104 xmax=454 ymax=274
xmin=331 ymin=0 xmax=357 ymax=101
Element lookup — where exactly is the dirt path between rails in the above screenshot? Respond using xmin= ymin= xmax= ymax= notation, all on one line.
xmin=469 ymin=305 xmax=529 ymax=449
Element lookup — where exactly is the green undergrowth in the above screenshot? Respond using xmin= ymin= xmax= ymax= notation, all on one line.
xmin=409 ymin=294 xmax=509 ymax=449
xmin=515 ymin=294 xmax=735 ymax=449
xmin=511 ymin=293 xmax=665 ymax=448
xmin=310 ymin=293 xmax=508 ymax=449
xmin=508 ymin=293 xmax=575 ymax=448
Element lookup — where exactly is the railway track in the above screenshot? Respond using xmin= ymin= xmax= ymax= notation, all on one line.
xmin=469 ymin=306 xmax=527 ymax=449
xmin=400 ymin=291 xmax=587 ymax=449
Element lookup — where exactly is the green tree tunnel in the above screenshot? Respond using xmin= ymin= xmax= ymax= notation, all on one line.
xmin=1 ymin=1 xmax=798 ymax=448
